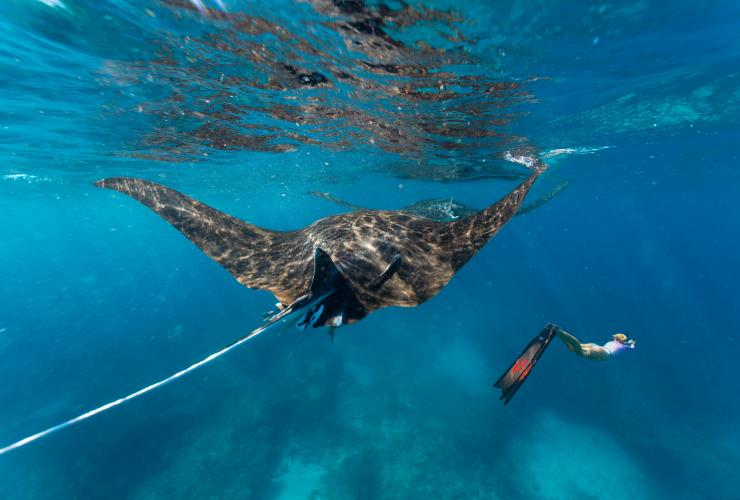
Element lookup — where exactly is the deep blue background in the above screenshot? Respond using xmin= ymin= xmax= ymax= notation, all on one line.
xmin=1 ymin=1 xmax=738 ymax=498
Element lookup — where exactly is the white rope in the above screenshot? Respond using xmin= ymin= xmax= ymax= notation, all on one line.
xmin=0 ymin=292 xmax=322 ymax=456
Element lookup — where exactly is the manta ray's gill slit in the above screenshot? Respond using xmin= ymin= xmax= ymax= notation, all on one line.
xmin=0 ymin=291 xmax=329 ymax=456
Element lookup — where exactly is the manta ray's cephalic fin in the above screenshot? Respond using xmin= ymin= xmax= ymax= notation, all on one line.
xmin=296 ymin=248 xmax=357 ymax=331
xmin=367 ymin=254 xmax=401 ymax=290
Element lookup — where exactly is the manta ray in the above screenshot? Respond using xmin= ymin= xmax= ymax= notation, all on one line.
xmin=93 ymin=166 xmax=544 ymax=329
xmin=0 ymin=162 xmax=546 ymax=456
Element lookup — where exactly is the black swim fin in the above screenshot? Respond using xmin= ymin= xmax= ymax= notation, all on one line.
xmin=493 ymin=323 xmax=559 ymax=405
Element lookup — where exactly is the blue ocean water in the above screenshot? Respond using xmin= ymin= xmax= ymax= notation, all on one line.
xmin=1 ymin=0 xmax=739 ymax=498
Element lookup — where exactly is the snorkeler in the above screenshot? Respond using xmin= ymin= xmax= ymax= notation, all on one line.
xmin=556 ymin=329 xmax=635 ymax=360
xmin=494 ymin=324 xmax=636 ymax=404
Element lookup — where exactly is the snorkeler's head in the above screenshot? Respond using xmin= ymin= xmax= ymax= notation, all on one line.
xmin=612 ymin=333 xmax=628 ymax=343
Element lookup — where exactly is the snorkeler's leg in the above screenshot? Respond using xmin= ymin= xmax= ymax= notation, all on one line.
xmin=556 ymin=329 xmax=584 ymax=356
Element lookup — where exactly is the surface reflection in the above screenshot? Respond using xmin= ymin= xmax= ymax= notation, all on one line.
xmin=104 ymin=0 xmax=537 ymax=180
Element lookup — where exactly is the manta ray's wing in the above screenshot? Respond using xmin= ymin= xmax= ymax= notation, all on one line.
xmin=96 ymin=177 xmax=314 ymax=305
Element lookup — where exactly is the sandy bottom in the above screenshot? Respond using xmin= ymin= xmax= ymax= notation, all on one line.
xmin=507 ymin=411 xmax=655 ymax=499
xmin=272 ymin=458 xmax=326 ymax=500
